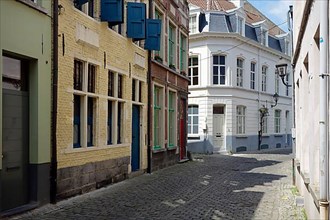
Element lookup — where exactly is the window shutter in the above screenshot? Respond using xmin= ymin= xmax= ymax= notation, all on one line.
xmin=127 ymin=2 xmax=146 ymax=40
xmin=101 ymin=0 xmax=123 ymax=24
xmin=75 ymin=0 xmax=89 ymax=7
xmin=144 ymin=19 xmax=161 ymax=51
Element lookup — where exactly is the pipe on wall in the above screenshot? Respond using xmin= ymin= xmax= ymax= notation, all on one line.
xmin=319 ymin=0 xmax=329 ymax=218
xmin=147 ymin=0 xmax=153 ymax=173
xmin=50 ymin=0 xmax=59 ymax=203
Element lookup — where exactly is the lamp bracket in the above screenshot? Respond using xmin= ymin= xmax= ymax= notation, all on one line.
xmin=319 ymin=73 xmax=330 ymax=78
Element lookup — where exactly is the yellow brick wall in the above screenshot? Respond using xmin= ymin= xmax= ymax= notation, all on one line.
xmin=57 ymin=0 xmax=148 ymax=171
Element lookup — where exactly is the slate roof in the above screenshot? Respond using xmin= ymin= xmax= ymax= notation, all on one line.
xmin=189 ymin=0 xmax=286 ymax=53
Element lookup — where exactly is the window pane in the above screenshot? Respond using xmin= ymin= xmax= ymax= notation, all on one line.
xmin=193 ymin=77 xmax=198 ymax=85
xmin=213 ymin=56 xmax=219 ymax=65
xmin=220 ymin=66 xmax=225 ymax=75
xmin=193 ymin=57 xmax=198 ymax=66
xmin=118 ymin=75 xmax=123 ymax=98
xmin=73 ymin=95 xmax=81 ymax=148
xmin=193 ymin=126 xmax=198 ymax=134
xmin=188 ymin=125 xmax=191 ymax=134
xmin=193 ymin=67 xmax=198 ymax=76
xmin=74 ymin=60 xmax=83 ymax=91
xmin=117 ymin=102 xmax=123 ymax=144
xmin=193 ymin=116 xmax=198 ymax=124
xmin=213 ymin=76 xmax=218 ymax=85
xmin=107 ymin=101 xmax=112 ymax=144
xmin=193 ymin=106 xmax=198 ymax=114
xmin=108 ymin=71 xmax=114 ymax=96
xmin=88 ymin=64 xmax=96 ymax=93
xmin=188 ymin=116 xmax=191 ymax=124
xmin=220 ymin=56 xmax=225 ymax=65
xmin=213 ymin=66 xmax=218 ymax=76
xmin=87 ymin=97 xmax=94 ymax=147
xmin=220 ymin=76 xmax=225 ymax=85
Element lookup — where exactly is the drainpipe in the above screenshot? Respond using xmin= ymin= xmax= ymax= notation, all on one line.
xmin=319 ymin=0 xmax=329 ymax=218
xmin=50 ymin=0 xmax=59 ymax=203
xmin=288 ymin=5 xmax=296 ymax=185
xmin=147 ymin=0 xmax=153 ymax=173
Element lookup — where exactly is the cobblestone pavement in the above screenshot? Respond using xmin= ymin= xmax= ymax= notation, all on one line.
xmin=10 ymin=148 xmax=305 ymax=220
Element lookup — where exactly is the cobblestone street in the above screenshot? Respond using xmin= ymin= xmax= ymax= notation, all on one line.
xmin=11 ymin=148 xmax=304 ymax=220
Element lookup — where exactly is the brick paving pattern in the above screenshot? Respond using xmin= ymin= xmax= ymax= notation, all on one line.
xmin=10 ymin=148 xmax=305 ymax=220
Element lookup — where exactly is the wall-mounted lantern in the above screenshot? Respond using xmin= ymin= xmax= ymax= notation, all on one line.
xmin=271 ymin=93 xmax=279 ymax=108
xmin=275 ymin=59 xmax=292 ymax=87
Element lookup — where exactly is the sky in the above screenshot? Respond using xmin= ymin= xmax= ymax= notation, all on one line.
xmin=248 ymin=0 xmax=293 ymax=31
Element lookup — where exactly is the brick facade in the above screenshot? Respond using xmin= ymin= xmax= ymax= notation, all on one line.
xmin=57 ymin=0 xmax=148 ymax=198
xmin=150 ymin=0 xmax=189 ymax=171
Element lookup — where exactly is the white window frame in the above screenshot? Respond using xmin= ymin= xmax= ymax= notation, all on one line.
xmin=189 ymin=15 xmax=197 ymax=34
xmin=262 ymin=116 xmax=268 ymax=134
xmin=250 ymin=62 xmax=256 ymax=90
xmin=188 ymin=56 xmax=199 ymax=86
xmin=262 ymin=65 xmax=267 ymax=92
xmin=261 ymin=27 xmax=268 ymax=46
xmin=212 ymin=55 xmax=226 ymax=85
xmin=188 ymin=105 xmax=199 ymax=135
xmin=274 ymin=109 xmax=281 ymax=133
xmin=275 ymin=72 xmax=280 ymax=94
xmin=236 ymin=106 xmax=246 ymax=134
xmin=237 ymin=16 xmax=245 ymax=36
xmin=237 ymin=58 xmax=244 ymax=87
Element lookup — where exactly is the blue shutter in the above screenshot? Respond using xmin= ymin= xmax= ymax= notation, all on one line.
xmin=75 ymin=0 xmax=89 ymax=7
xmin=144 ymin=19 xmax=161 ymax=51
xmin=127 ymin=2 xmax=146 ymax=40
xmin=101 ymin=0 xmax=123 ymax=24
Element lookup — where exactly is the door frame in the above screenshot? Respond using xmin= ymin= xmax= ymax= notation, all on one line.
xmin=212 ymin=104 xmax=226 ymax=152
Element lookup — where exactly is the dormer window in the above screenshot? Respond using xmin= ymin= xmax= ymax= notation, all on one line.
xmin=189 ymin=15 xmax=197 ymax=34
xmin=75 ymin=0 xmax=94 ymax=18
xmin=261 ymin=27 xmax=268 ymax=46
xmin=285 ymin=39 xmax=290 ymax=55
xmin=237 ymin=16 xmax=244 ymax=36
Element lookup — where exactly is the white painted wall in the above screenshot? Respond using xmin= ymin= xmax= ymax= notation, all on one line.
xmin=188 ymin=34 xmax=292 ymax=153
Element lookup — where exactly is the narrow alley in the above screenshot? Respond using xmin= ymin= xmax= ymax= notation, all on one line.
xmin=11 ymin=149 xmax=304 ymax=220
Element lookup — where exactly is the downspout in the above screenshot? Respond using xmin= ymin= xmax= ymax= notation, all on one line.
xmin=147 ymin=0 xmax=153 ymax=173
xmin=319 ymin=0 xmax=329 ymax=218
xmin=288 ymin=5 xmax=296 ymax=185
xmin=50 ymin=0 xmax=58 ymax=203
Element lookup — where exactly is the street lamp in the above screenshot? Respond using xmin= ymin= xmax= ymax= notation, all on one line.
xmin=271 ymin=93 xmax=279 ymax=108
xmin=275 ymin=60 xmax=292 ymax=87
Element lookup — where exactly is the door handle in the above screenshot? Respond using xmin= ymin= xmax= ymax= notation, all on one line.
xmin=6 ymin=166 xmax=20 ymax=171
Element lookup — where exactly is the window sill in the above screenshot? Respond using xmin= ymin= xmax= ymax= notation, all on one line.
xmin=152 ymin=148 xmax=166 ymax=153
xmin=167 ymin=146 xmax=177 ymax=150
xmin=188 ymin=136 xmax=200 ymax=140
xmin=64 ymin=143 xmax=129 ymax=154
xmin=236 ymin=135 xmax=247 ymax=138
xmin=17 ymin=0 xmax=48 ymax=14
xmin=262 ymin=134 xmax=270 ymax=137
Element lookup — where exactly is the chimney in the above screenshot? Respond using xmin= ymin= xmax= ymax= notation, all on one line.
xmin=207 ymin=0 xmax=210 ymax=10
xmin=230 ymin=0 xmax=244 ymax=8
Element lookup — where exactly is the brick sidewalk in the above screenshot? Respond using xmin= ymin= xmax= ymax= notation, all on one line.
xmin=10 ymin=148 xmax=304 ymax=220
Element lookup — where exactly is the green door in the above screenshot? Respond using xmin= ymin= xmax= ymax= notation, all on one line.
xmin=1 ymin=56 xmax=29 ymax=211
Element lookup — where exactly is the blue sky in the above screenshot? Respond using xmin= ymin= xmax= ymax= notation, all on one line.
xmin=248 ymin=0 xmax=293 ymax=31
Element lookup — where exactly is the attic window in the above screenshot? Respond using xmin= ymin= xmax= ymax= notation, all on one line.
xmin=237 ymin=16 xmax=244 ymax=36
xmin=261 ymin=28 xmax=268 ymax=46
xmin=75 ymin=0 xmax=94 ymax=18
